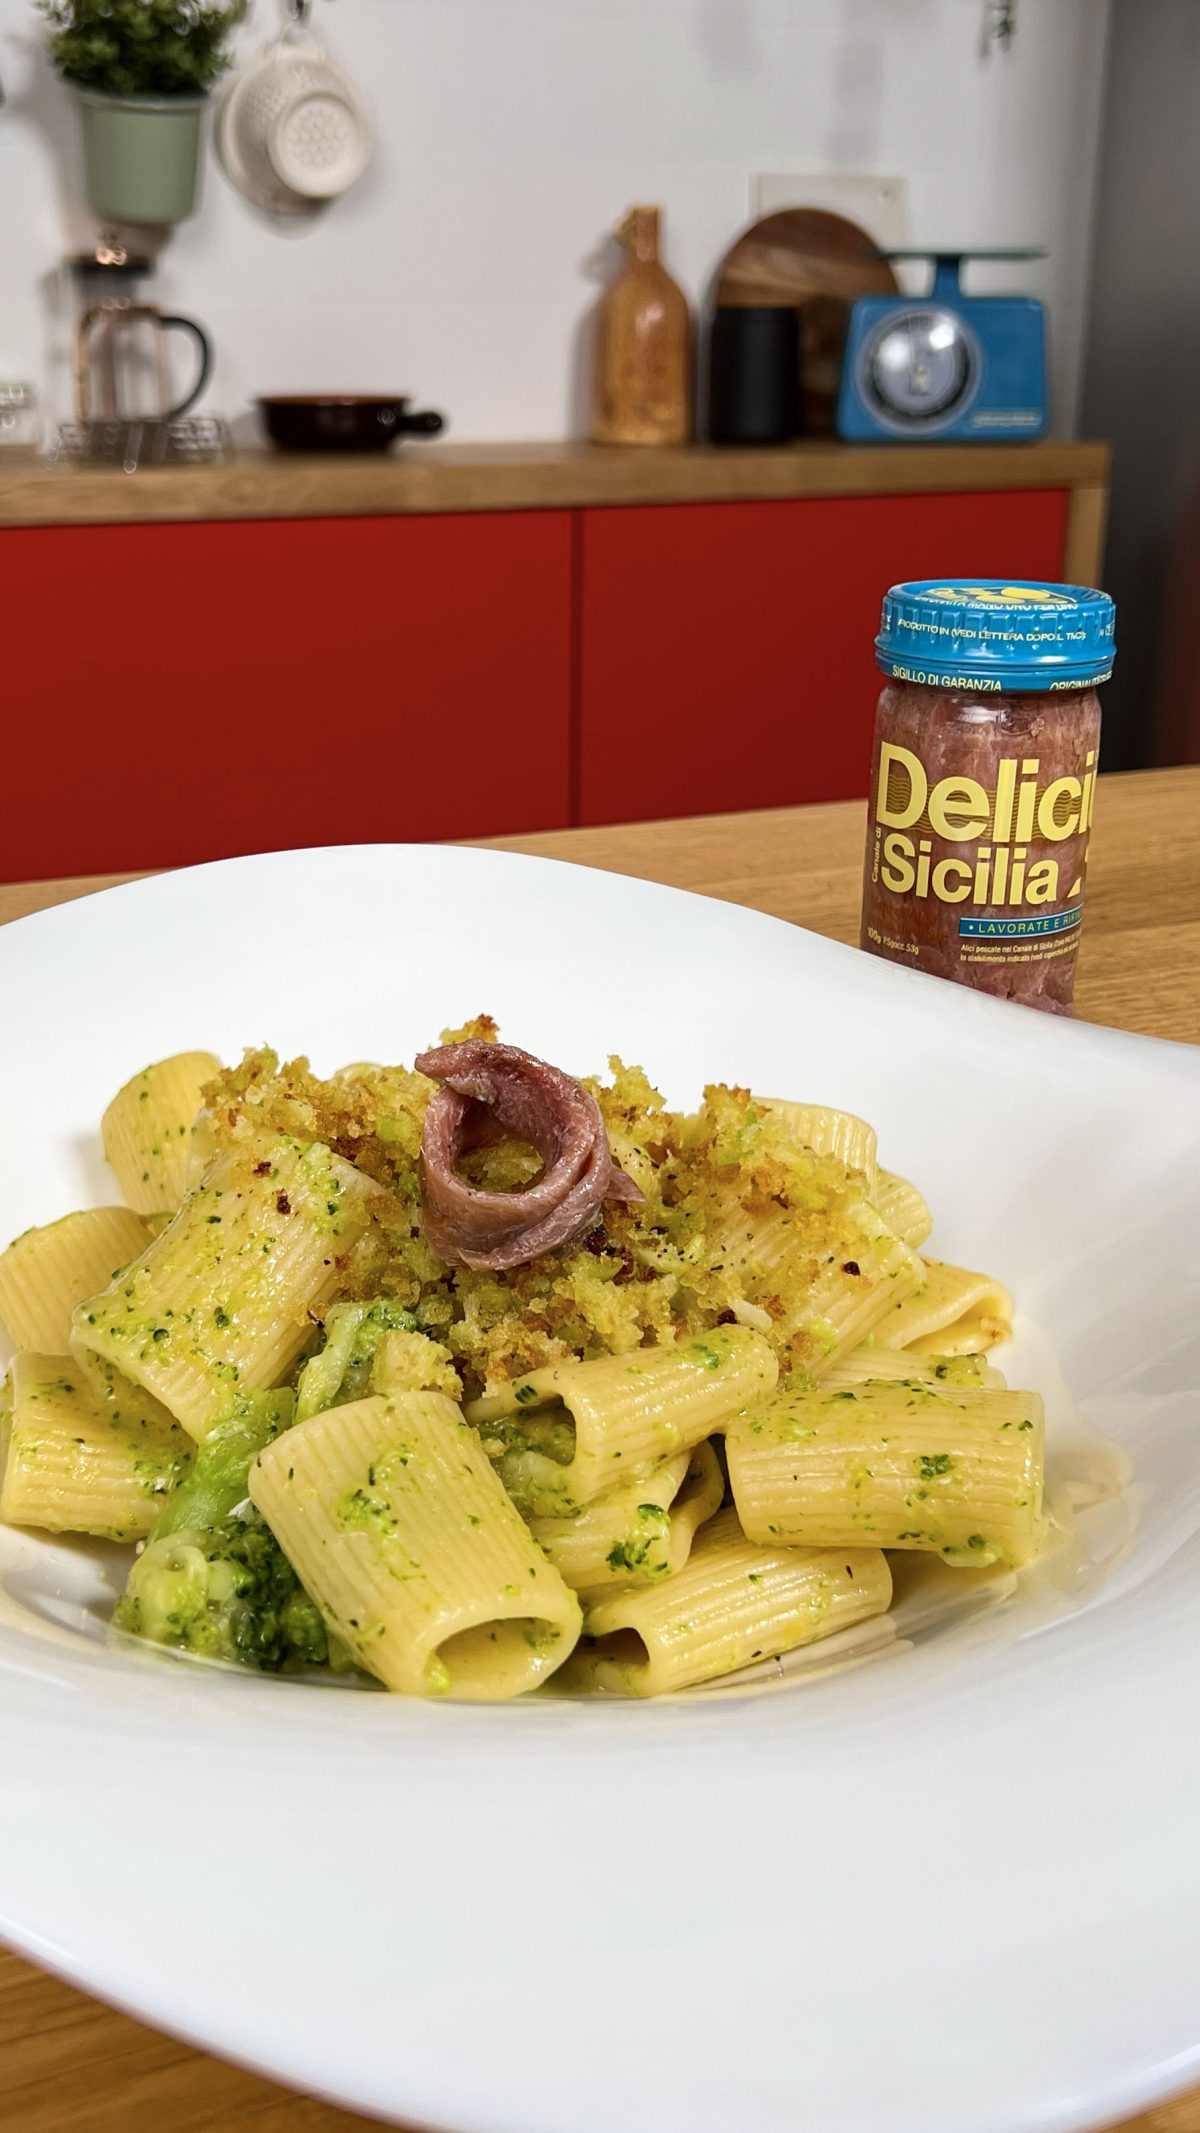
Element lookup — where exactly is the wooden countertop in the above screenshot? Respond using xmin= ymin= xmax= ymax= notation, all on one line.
xmin=0 ymin=437 xmax=1109 ymax=527
xmin=1 ymin=763 xmax=1197 ymax=2133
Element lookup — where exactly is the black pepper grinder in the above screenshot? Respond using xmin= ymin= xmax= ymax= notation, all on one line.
xmin=707 ymin=305 xmax=802 ymax=445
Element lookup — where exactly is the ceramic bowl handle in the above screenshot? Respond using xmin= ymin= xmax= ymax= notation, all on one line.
xmin=397 ymin=408 xmax=445 ymax=436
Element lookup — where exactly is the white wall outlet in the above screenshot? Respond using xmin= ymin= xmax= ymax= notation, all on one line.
xmin=751 ymin=174 xmax=910 ymax=253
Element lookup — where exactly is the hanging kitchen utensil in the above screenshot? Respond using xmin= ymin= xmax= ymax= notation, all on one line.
xmin=216 ymin=18 xmax=371 ymax=216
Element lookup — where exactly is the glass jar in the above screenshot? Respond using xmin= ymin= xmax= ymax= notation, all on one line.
xmin=0 ymin=383 xmax=42 ymax=455
xmin=860 ymin=581 xmax=1115 ymax=1014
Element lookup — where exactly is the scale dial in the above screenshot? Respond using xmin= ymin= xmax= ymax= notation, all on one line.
xmin=858 ymin=305 xmax=981 ymax=433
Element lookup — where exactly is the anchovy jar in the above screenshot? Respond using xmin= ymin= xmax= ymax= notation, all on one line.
xmin=860 ymin=579 xmax=1116 ymax=1013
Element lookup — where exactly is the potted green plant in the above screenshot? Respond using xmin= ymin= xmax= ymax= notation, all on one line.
xmin=38 ymin=0 xmax=244 ymax=226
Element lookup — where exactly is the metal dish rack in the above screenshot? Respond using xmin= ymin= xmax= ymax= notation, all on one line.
xmin=49 ymin=417 xmax=235 ymax=471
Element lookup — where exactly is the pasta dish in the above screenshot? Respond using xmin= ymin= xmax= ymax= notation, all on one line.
xmin=0 ymin=1025 xmax=1048 ymax=1699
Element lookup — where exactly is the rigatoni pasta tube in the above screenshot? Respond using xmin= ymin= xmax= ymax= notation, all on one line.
xmin=649 ymin=1438 xmax=724 ymax=1582
xmin=871 ymin=1261 xmax=1013 ymax=1355
xmin=757 ymin=1099 xmax=878 ymax=1195
xmin=874 ymin=1171 xmax=933 ymax=1250
xmin=567 ymin=1508 xmax=892 ymax=1696
xmin=0 ymin=1206 xmax=151 ymax=1352
xmin=102 ymin=1052 xmax=221 ymax=1214
xmin=727 ymin=1378 xmax=1044 ymax=1567
xmin=712 ymin=1197 xmax=921 ymax=1372
xmin=73 ymin=1137 xmax=374 ymax=1440
xmin=464 ymin=1326 xmax=777 ymax=1516
xmin=800 ymin=1202 xmax=924 ymax=1373
xmin=71 ymin=1344 xmax=184 ymax=1441
xmin=250 ymin=1391 xmax=582 ymax=1699
xmin=820 ymin=1347 xmax=1005 ymax=1392
xmin=1 ymin=1351 xmax=192 ymax=1541
xmin=531 ymin=1440 xmax=723 ymax=1596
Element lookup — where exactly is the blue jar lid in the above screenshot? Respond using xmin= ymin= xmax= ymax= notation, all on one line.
xmin=875 ymin=579 xmax=1116 ymax=693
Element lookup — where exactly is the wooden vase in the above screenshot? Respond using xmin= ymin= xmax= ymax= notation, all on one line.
xmin=590 ymin=206 xmax=692 ymax=447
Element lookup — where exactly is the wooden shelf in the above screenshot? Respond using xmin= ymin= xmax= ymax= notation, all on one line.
xmin=0 ymin=438 xmax=1109 ymax=529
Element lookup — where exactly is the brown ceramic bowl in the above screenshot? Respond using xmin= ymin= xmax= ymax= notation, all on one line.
xmin=257 ymin=395 xmax=446 ymax=452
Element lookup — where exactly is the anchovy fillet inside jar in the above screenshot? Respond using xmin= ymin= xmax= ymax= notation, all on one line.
xmin=416 ymin=1039 xmax=642 ymax=1270
xmin=860 ymin=580 xmax=1115 ymax=1014
xmin=864 ymin=681 xmax=1101 ymax=1011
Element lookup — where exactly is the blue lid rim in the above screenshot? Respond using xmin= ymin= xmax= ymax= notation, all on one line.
xmin=874 ymin=578 xmax=1116 ymax=694
xmin=876 ymin=649 xmax=1113 ymax=690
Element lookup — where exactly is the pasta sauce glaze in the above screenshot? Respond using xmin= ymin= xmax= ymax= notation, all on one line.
xmin=860 ymin=581 xmax=1115 ymax=1014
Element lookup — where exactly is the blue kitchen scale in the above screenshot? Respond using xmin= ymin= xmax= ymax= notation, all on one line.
xmin=836 ymin=249 xmax=1047 ymax=442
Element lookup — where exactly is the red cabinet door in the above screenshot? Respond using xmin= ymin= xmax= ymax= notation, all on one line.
xmin=578 ymin=488 xmax=1071 ymax=824
xmin=1 ymin=510 xmax=572 ymax=881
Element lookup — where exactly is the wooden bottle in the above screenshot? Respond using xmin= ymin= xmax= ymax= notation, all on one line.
xmin=590 ymin=206 xmax=692 ymax=446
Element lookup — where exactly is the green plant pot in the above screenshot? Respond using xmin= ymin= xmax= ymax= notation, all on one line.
xmin=75 ymin=88 xmax=208 ymax=225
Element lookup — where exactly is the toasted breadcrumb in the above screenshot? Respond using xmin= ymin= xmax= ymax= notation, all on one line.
xmin=370 ymin=1328 xmax=462 ymax=1401
xmin=202 ymin=1040 xmax=878 ymax=1400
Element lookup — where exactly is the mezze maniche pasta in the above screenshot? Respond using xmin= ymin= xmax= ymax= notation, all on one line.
xmin=0 ymin=1027 xmax=1063 ymax=1700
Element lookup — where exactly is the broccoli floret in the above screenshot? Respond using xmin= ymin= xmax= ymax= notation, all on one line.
xmin=279 ymin=1582 xmax=329 ymax=1667
xmin=151 ymin=1387 xmax=293 ymax=1540
xmin=113 ymin=1384 xmax=330 ymax=1672
xmin=295 ymin=1298 xmax=418 ymax=1420
xmin=113 ymin=1511 xmax=328 ymax=1671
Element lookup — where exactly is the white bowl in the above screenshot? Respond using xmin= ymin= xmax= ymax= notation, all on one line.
xmin=1 ymin=842 xmax=1198 ymax=2133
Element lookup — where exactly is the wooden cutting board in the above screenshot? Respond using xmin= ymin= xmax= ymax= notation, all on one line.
xmin=713 ymin=207 xmax=898 ymax=435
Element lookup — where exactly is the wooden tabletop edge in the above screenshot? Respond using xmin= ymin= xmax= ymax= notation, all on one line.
xmin=0 ymin=438 xmax=1111 ymax=527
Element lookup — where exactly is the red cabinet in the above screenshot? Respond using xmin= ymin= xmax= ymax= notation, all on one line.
xmin=2 ymin=510 xmax=573 ymax=880
xmin=577 ymin=488 xmax=1071 ymax=825
xmin=0 ymin=481 xmax=1084 ymax=880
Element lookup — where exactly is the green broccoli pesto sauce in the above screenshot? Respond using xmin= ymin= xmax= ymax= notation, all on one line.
xmin=115 ymin=1511 xmax=328 ymax=1671
xmin=940 ymin=1533 xmax=1001 ymax=1568
xmin=295 ymin=1298 xmax=419 ymax=1421
xmin=486 ymin=1407 xmax=576 ymax=1466
xmin=918 ymin=1452 xmax=955 ymax=1479
xmin=336 ymin=1482 xmax=398 ymax=1536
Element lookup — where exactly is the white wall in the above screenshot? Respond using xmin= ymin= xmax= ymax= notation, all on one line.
xmin=0 ymin=0 xmax=1110 ymax=441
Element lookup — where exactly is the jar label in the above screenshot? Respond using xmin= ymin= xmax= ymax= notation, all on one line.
xmin=868 ymin=742 xmax=1097 ymax=916
xmin=861 ymin=724 xmax=1100 ymax=1008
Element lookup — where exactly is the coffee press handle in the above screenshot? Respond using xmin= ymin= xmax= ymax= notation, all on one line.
xmin=159 ymin=315 xmax=213 ymax=421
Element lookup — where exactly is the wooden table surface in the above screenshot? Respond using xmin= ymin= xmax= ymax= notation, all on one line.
xmin=1 ymin=764 xmax=1198 ymax=2133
